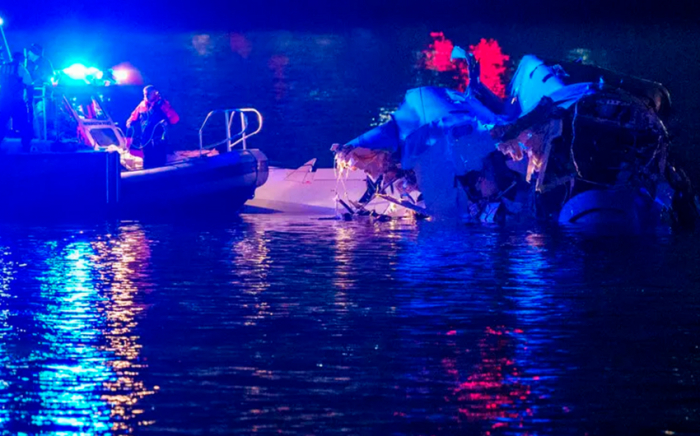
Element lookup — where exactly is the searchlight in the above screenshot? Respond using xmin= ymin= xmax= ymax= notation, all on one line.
xmin=63 ymin=63 xmax=91 ymax=80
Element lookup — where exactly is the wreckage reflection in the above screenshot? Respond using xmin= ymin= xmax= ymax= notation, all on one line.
xmin=394 ymin=227 xmax=579 ymax=434
xmin=449 ymin=232 xmax=576 ymax=433
xmin=442 ymin=326 xmax=534 ymax=431
xmin=0 ymin=225 xmax=155 ymax=434
xmin=332 ymin=225 xmax=358 ymax=292
xmin=331 ymin=218 xmax=412 ymax=315
xmin=230 ymin=223 xmax=273 ymax=327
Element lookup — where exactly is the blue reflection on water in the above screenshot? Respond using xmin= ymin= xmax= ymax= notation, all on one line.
xmin=34 ymin=242 xmax=113 ymax=434
xmin=0 ymin=228 xmax=153 ymax=435
xmin=386 ymin=226 xmax=586 ymax=434
xmin=0 ymin=216 xmax=698 ymax=435
xmin=0 ymin=244 xmax=16 ymax=427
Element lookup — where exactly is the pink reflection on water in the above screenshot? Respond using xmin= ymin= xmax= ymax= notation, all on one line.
xmin=192 ymin=34 xmax=212 ymax=56
xmin=442 ymin=326 xmax=535 ymax=431
xmin=268 ymin=54 xmax=289 ymax=101
xmin=230 ymin=33 xmax=252 ymax=58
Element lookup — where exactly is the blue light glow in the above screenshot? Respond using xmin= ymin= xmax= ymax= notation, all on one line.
xmin=62 ymin=64 xmax=103 ymax=82
xmin=0 ymin=245 xmax=16 ymax=427
xmin=34 ymin=242 xmax=114 ymax=434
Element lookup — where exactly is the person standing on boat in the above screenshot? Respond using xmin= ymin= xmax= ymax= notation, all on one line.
xmin=26 ymin=44 xmax=55 ymax=141
xmin=126 ymin=85 xmax=180 ymax=169
xmin=26 ymin=44 xmax=54 ymax=85
xmin=0 ymin=51 xmax=33 ymax=152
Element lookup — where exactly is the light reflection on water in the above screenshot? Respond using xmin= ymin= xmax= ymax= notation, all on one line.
xmin=34 ymin=241 xmax=112 ymax=434
xmin=0 ymin=216 xmax=698 ymax=435
xmin=0 ymin=226 xmax=154 ymax=434
xmin=92 ymin=225 xmax=157 ymax=431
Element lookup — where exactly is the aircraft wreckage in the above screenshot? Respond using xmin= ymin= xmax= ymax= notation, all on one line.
xmin=248 ymin=49 xmax=700 ymax=231
xmin=332 ymin=49 xmax=700 ymax=229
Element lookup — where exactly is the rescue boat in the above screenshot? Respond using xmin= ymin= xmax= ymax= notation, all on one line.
xmin=0 ymin=82 xmax=268 ymax=219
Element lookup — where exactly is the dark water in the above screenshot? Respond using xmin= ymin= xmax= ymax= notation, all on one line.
xmin=2 ymin=23 xmax=700 ymax=435
xmin=0 ymin=218 xmax=699 ymax=435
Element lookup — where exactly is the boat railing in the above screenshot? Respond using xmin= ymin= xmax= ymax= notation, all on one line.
xmin=198 ymin=108 xmax=263 ymax=154
xmin=32 ymin=86 xmax=49 ymax=140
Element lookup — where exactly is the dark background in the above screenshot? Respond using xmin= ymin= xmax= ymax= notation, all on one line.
xmin=3 ymin=0 xmax=700 ymax=31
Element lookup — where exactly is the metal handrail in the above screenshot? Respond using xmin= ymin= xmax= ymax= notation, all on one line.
xmin=32 ymin=86 xmax=48 ymax=140
xmin=198 ymin=108 xmax=263 ymax=155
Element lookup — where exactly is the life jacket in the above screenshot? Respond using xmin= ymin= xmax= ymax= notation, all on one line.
xmin=138 ymin=98 xmax=168 ymax=127
xmin=0 ymin=62 xmax=26 ymax=102
xmin=134 ymin=98 xmax=178 ymax=144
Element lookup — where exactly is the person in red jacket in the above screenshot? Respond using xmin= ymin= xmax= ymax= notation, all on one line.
xmin=126 ymin=85 xmax=179 ymax=168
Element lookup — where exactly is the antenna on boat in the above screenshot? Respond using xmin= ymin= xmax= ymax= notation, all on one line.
xmin=0 ymin=16 xmax=12 ymax=63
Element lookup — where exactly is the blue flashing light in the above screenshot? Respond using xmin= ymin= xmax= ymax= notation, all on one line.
xmin=62 ymin=64 xmax=105 ymax=82
xmin=0 ymin=17 xmax=4 ymax=26
xmin=87 ymin=66 xmax=103 ymax=79
xmin=63 ymin=63 xmax=90 ymax=80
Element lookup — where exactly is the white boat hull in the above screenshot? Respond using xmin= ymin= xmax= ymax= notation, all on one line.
xmin=244 ymin=159 xmax=400 ymax=216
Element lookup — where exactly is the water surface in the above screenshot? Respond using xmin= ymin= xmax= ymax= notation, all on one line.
xmin=0 ymin=217 xmax=699 ymax=435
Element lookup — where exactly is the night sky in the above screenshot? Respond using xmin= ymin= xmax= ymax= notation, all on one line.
xmin=2 ymin=0 xmax=699 ymax=31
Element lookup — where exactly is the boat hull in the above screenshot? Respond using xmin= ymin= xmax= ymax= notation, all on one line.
xmin=0 ymin=147 xmax=268 ymax=220
xmin=243 ymin=163 xmax=399 ymax=215
xmin=119 ymin=149 xmax=268 ymax=216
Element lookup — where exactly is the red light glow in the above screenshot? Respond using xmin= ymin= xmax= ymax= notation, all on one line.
xmin=110 ymin=62 xmax=143 ymax=86
xmin=423 ymin=32 xmax=458 ymax=73
xmin=421 ymin=33 xmax=509 ymax=98
xmin=442 ymin=326 xmax=533 ymax=428
xmin=469 ymin=38 xmax=510 ymax=98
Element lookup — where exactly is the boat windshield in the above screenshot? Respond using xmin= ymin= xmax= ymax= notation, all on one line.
xmin=89 ymin=128 xmax=122 ymax=147
xmin=66 ymin=95 xmax=110 ymax=121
